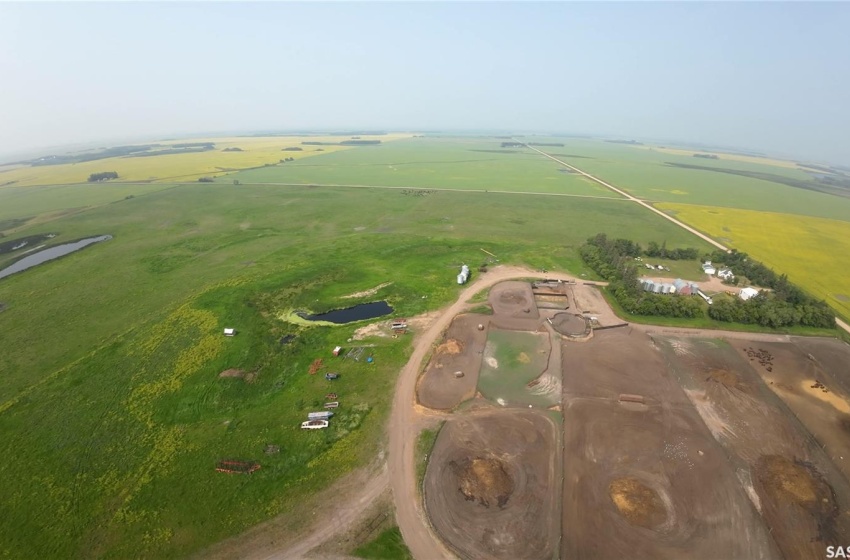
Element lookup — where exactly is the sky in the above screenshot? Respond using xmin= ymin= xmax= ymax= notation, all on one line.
xmin=1 ymin=2 xmax=849 ymax=164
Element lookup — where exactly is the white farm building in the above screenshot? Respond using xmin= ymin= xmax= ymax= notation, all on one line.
xmin=702 ymin=261 xmax=716 ymax=275
xmin=739 ymin=287 xmax=760 ymax=301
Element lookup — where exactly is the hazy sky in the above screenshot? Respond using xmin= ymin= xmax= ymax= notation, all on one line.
xmin=1 ymin=2 xmax=849 ymax=163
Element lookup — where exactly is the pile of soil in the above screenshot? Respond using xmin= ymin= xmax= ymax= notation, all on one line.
xmin=756 ymin=455 xmax=833 ymax=506
xmin=755 ymin=455 xmax=839 ymax=539
xmin=608 ymin=477 xmax=667 ymax=529
xmin=453 ymin=457 xmax=514 ymax=508
xmin=499 ymin=291 xmax=528 ymax=305
xmin=706 ymin=369 xmax=747 ymax=390
xmin=437 ymin=339 xmax=463 ymax=355
xmin=219 ymin=369 xmax=246 ymax=378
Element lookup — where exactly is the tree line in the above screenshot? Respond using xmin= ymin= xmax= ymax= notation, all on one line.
xmin=88 ymin=171 xmax=118 ymax=182
xmin=705 ymin=249 xmax=834 ymax=328
xmin=580 ymin=234 xmax=703 ymax=318
xmin=580 ymin=234 xmax=835 ymax=329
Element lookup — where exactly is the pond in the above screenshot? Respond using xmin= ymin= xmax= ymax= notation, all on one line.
xmin=299 ymin=300 xmax=394 ymax=324
xmin=0 ymin=235 xmax=112 ymax=280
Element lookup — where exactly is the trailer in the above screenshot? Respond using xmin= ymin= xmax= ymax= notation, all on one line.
xmin=308 ymin=411 xmax=334 ymax=420
xmin=324 ymin=402 xmax=339 ymax=409
xmin=301 ymin=420 xmax=329 ymax=430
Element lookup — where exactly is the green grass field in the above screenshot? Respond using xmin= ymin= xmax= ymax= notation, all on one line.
xmin=477 ymin=329 xmax=555 ymax=407
xmin=0 ymin=175 xmax=709 ymax=557
xmin=221 ymin=137 xmax=616 ymax=196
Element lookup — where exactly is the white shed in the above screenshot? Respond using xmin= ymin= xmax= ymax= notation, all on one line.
xmin=223 ymin=328 xmax=236 ymax=337
xmin=739 ymin=287 xmax=760 ymax=301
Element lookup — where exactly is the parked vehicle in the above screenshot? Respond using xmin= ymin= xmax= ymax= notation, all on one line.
xmin=308 ymin=411 xmax=334 ymax=420
xmin=325 ymin=372 xmax=339 ymax=380
xmin=324 ymin=402 xmax=339 ymax=409
xmin=301 ymin=419 xmax=329 ymax=430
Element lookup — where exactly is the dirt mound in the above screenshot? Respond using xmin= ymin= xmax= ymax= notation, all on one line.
xmin=517 ymin=352 xmax=531 ymax=364
xmin=609 ymin=477 xmax=666 ymax=529
xmin=550 ymin=313 xmax=588 ymax=337
xmin=437 ymin=338 xmax=463 ymax=355
xmin=755 ymin=455 xmax=841 ymax=542
xmin=499 ymin=291 xmax=528 ymax=305
xmin=453 ymin=457 xmax=514 ymax=508
xmin=706 ymin=369 xmax=747 ymax=390
xmin=756 ymin=455 xmax=831 ymax=506
xmin=219 ymin=369 xmax=245 ymax=378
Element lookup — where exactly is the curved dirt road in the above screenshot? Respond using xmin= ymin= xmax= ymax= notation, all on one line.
xmin=388 ymin=266 xmax=585 ymax=560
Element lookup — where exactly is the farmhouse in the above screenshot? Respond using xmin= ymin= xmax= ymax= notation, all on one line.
xmin=739 ymin=287 xmax=760 ymax=301
xmin=718 ymin=268 xmax=735 ymax=280
xmin=702 ymin=261 xmax=717 ymax=275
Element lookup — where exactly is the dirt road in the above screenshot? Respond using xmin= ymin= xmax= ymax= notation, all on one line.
xmin=202 ymin=465 xmax=389 ymax=560
xmin=523 ymin=144 xmax=730 ymax=252
xmin=389 ymin=267 xmax=585 ymax=560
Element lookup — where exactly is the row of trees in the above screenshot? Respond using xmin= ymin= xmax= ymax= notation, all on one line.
xmin=580 ymin=234 xmax=703 ymax=318
xmin=88 ymin=171 xmax=118 ymax=182
xmin=645 ymin=241 xmax=699 ymax=260
xmin=578 ymin=236 xmax=699 ymax=262
xmin=708 ymin=295 xmax=835 ymax=329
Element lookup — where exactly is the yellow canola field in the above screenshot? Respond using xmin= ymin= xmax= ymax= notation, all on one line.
xmin=659 ymin=203 xmax=850 ymax=321
xmin=639 ymin=146 xmax=800 ymax=169
xmin=0 ymin=134 xmax=411 ymax=187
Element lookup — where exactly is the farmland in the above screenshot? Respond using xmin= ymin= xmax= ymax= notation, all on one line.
xmin=0 ymin=135 xmax=405 ymax=187
xmin=0 ymin=173 xmax=706 ymax=557
xmin=1 ymin=133 xmax=848 ymax=558
xmin=222 ymin=137 xmax=613 ymax=196
xmin=527 ymin=138 xmax=850 ymax=220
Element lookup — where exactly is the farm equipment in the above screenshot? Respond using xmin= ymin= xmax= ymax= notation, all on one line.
xmin=308 ymin=411 xmax=334 ymax=420
xmin=301 ymin=419 xmax=329 ymax=430
xmin=325 ymin=392 xmax=338 ymax=400
xmin=324 ymin=402 xmax=339 ymax=409
xmin=325 ymin=372 xmax=339 ymax=380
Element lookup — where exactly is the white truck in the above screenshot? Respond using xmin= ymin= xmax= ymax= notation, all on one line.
xmin=308 ymin=411 xmax=334 ymax=420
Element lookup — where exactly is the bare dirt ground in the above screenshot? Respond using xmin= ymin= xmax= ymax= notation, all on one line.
xmin=642 ymin=274 xmax=740 ymax=295
xmin=549 ymin=312 xmax=588 ymax=337
xmin=562 ymin=328 xmax=778 ymax=559
xmin=424 ymin=409 xmax=559 ymax=560
xmin=568 ymin=283 xmax=622 ymax=326
xmin=654 ymin=335 xmax=850 ymax=559
xmin=729 ymin=337 xmax=850 ymax=482
xmin=488 ymin=281 xmax=540 ymax=327
xmin=391 ymin=267 xmax=584 ymax=560
xmin=417 ymin=314 xmax=490 ymax=410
